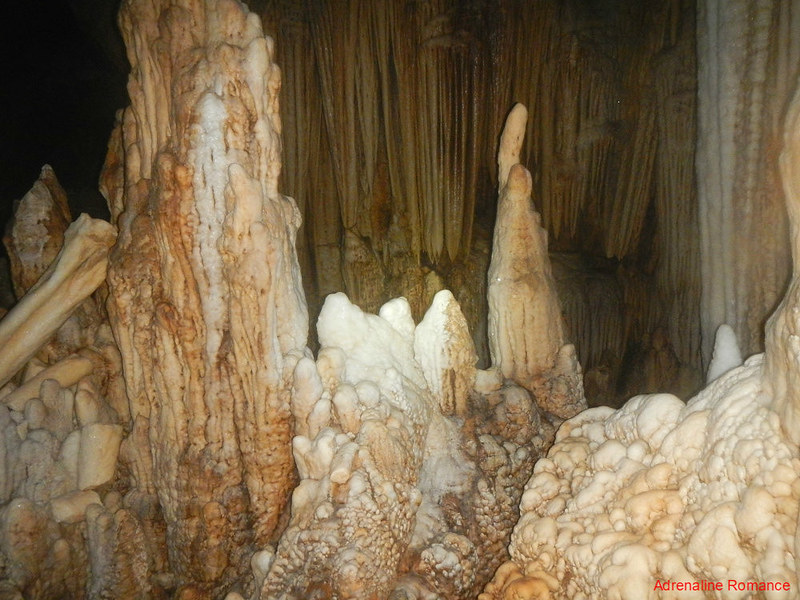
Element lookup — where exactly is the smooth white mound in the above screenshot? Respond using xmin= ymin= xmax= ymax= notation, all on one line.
xmin=707 ymin=324 xmax=743 ymax=383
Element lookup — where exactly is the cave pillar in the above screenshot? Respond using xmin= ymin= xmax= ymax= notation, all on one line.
xmin=764 ymin=78 xmax=800 ymax=446
xmin=697 ymin=0 xmax=800 ymax=364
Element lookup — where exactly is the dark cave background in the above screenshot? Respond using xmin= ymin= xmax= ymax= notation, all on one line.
xmin=0 ymin=0 xmax=128 ymax=227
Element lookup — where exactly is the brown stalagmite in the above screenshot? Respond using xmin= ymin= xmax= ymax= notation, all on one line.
xmin=488 ymin=104 xmax=566 ymax=390
xmin=103 ymin=0 xmax=307 ymax=592
xmin=764 ymin=78 xmax=800 ymax=446
xmin=5 ymin=167 xmax=113 ymax=367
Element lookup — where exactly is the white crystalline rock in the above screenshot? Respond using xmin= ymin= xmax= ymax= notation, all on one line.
xmin=331 ymin=385 xmax=361 ymax=434
xmin=414 ymin=290 xmax=477 ymax=416
xmin=482 ymin=80 xmax=800 ymax=600
xmin=707 ymin=323 xmax=743 ymax=383
xmin=77 ymin=423 xmax=123 ymax=490
xmin=292 ymin=427 xmax=337 ymax=480
xmin=475 ymin=367 xmax=503 ymax=394
xmin=261 ymin=292 xmax=435 ymax=598
xmin=411 ymin=411 xmax=477 ymax=554
xmin=317 ymin=292 xmax=426 ymax=393
xmin=482 ymin=355 xmax=800 ymax=599
xmin=379 ymin=296 xmax=417 ymax=340
xmin=291 ymin=356 xmax=323 ymax=438
xmin=58 ymin=429 xmax=81 ymax=487
xmin=262 ymin=288 xmax=527 ymax=598
xmin=49 ymin=489 xmax=101 ymax=524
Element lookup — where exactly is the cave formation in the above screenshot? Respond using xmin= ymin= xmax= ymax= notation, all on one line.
xmin=1 ymin=0 xmax=800 ymax=599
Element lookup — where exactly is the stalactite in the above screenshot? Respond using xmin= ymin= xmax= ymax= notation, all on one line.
xmin=260 ymin=0 xmax=334 ymax=313
xmin=652 ymin=3 xmax=702 ymax=382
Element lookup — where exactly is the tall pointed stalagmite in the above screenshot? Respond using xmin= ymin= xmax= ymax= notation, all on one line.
xmin=487 ymin=104 xmax=584 ymax=419
xmin=101 ymin=0 xmax=307 ymax=593
xmin=489 ymin=105 xmax=563 ymax=380
xmin=481 ymin=77 xmax=800 ymax=600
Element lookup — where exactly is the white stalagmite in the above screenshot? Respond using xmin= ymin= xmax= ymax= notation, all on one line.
xmin=414 ymin=289 xmax=477 ymax=417
xmin=260 ymin=286 xmax=555 ymax=598
xmin=706 ymin=323 xmax=743 ymax=383
xmin=262 ymin=292 xmax=433 ymax=599
xmin=76 ymin=423 xmax=123 ymax=490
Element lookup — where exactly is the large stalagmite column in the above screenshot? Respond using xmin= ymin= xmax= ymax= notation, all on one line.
xmin=101 ymin=0 xmax=308 ymax=592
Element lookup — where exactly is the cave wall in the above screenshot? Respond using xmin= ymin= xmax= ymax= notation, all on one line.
xmin=697 ymin=0 xmax=800 ymax=366
xmin=253 ymin=0 xmax=703 ymax=405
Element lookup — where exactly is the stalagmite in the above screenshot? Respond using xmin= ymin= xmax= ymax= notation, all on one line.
xmin=259 ymin=289 xmax=555 ymax=598
xmin=3 ymin=165 xmax=72 ymax=300
xmin=101 ymin=0 xmax=308 ymax=594
xmin=1 ymin=355 xmax=93 ymax=412
xmin=414 ymin=290 xmax=477 ymax=417
xmin=3 ymin=167 xmax=113 ymax=367
xmin=488 ymin=104 xmax=585 ymax=420
xmin=7 ymin=1 xmax=800 ymax=598
xmin=246 ymin=1 xmax=706 ymax=399
xmin=488 ymin=105 xmax=565 ymax=382
xmin=260 ymin=292 xmax=433 ymax=598
xmin=0 ymin=182 xmax=128 ymax=596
